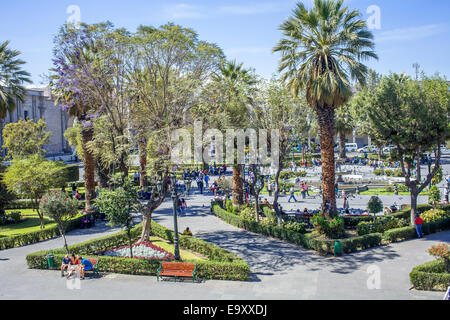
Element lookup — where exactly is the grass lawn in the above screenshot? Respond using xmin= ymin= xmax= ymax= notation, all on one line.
xmin=360 ymin=188 xmax=429 ymax=196
xmin=0 ymin=209 xmax=83 ymax=237
xmin=149 ymin=236 xmax=208 ymax=262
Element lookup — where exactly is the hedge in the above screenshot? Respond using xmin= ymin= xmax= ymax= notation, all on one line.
xmin=0 ymin=212 xmax=96 ymax=250
xmin=343 ymin=204 xmax=434 ymax=229
xmin=212 ymin=203 xmax=382 ymax=255
xmin=409 ymin=259 xmax=450 ymax=291
xmin=383 ymin=218 xmax=450 ymax=242
xmin=5 ymin=199 xmax=86 ymax=210
xmin=61 ymin=164 xmax=80 ymax=184
xmin=26 ymin=220 xmax=250 ymax=281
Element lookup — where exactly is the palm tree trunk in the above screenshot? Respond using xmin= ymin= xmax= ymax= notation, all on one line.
xmin=273 ymin=166 xmax=282 ymax=225
xmin=317 ymin=106 xmax=337 ymax=218
xmin=81 ymin=127 xmax=96 ymax=211
xmin=232 ymin=165 xmax=243 ymax=206
xmin=138 ymin=137 xmax=148 ymax=188
xmin=140 ymin=213 xmax=152 ymax=243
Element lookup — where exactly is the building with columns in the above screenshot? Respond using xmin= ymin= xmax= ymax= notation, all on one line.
xmin=0 ymin=87 xmax=72 ymax=156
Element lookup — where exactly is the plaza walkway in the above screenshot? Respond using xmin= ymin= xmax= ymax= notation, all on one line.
xmin=0 ymin=192 xmax=448 ymax=300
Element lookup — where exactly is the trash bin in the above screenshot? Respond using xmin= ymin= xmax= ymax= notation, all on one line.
xmin=47 ymin=254 xmax=55 ymax=269
xmin=334 ymin=241 xmax=342 ymax=257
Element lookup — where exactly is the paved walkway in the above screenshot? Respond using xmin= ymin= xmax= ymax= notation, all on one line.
xmin=0 ymin=192 xmax=448 ymax=300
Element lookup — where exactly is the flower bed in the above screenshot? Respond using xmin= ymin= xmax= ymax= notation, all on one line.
xmin=101 ymin=241 xmax=175 ymax=260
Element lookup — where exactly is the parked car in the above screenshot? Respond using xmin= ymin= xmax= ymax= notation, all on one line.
xmin=358 ymin=145 xmax=378 ymax=153
xmin=345 ymin=143 xmax=358 ymax=152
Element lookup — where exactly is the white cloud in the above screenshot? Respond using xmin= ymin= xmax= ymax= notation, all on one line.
xmin=375 ymin=24 xmax=447 ymax=42
xmin=164 ymin=3 xmax=205 ymax=19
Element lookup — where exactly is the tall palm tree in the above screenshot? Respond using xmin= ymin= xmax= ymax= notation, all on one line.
xmin=0 ymin=41 xmax=31 ymax=150
xmin=50 ymin=46 xmax=98 ymax=211
xmin=212 ymin=60 xmax=257 ymax=206
xmin=273 ymin=0 xmax=377 ymax=217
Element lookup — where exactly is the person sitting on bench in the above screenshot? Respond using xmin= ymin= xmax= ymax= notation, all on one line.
xmin=79 ymin=256 xmax=93 ymax=280
xmin=66 ymin=255 xmax=80 ymax=279
xmin=61 ymin=255 xmax=71 ymax=277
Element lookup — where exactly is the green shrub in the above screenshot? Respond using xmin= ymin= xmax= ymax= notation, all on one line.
xmin=409 ymin=259 xmax=450 ymax=291
xmin=356 ymin=216 xmax=408 ymax=236
xmin=8 ymin=211 xmax=22 ymax=223
xmin=421 ymin=209 xmax=449 ymax=223
xmin=239 ymin=207 xmax=255 ymax=221
xmin=367 ymin=196 xmax=383 ymax=214
xmin=280 ymin=221 xmax=307 ymax=233
xmin=225 ymin=200 xmax=233 ymax=213
xmin=61 ymin=164 xmax=80 ymax=184
xmin=428 ymin=186 xmax=441 ymax=208
xmin=311 ymin=215 xmax=345 ymax=239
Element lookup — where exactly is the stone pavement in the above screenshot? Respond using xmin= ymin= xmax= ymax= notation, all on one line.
xmin=0 ymin=155 xmax=449 ymax=300
xmin=0 ymin=192 xmax=448 ymax=300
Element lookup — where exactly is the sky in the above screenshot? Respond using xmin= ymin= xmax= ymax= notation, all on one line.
xmin=1 ymin=0 xmax=449 ymax=85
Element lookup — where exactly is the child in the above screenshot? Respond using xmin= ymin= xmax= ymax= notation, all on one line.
xmin=61 ymin=255 xmax=71 ymax=277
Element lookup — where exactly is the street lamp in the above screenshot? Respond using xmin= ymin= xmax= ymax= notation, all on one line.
xmin=169 ymin=173 xmax=181 ymax=261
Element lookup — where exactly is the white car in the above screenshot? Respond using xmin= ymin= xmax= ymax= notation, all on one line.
xmin=345 ymin=143 xmax=358 ymax=152
xmin=358 ymin=146 xmax=378 ymax=153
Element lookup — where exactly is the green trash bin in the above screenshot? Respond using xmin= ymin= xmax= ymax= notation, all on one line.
xmin=47 ymin=254 xmax=55 ymax=269
xmin=334 ymin=241 xmax=342 ymax=257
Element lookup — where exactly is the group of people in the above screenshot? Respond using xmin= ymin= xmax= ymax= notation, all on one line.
xmin=80 ymin=215 xmax=96 ymax=229
xmin=61 ymin=254 xmax=94 ymax=280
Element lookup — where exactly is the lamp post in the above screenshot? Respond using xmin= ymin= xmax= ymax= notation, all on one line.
xmin=170 ymin=173 xmax=181 ymax=261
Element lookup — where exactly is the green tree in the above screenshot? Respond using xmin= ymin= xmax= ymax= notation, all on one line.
xmin=96 ymin=176 xmax=139 ymax=257
xmin=428 ymin=185 xmax=441 ymax=208
xmin=0 ymin=41 xmax=32 ymax=120
xmin=210 ymin=60 xmax=257 ymax=206
xmin=367 ymin=196 xmax=383 ymax=215
xmin=366 ymin=74 xmax=449 ymax=224
xmin=2 ymin=155 xmax=65 ymax=229
xmin=250 ymin=79 xmax=309 ymax=224
xmin=0 ymin=164 xmax=15 ymax=217
xmin=2 ymin=118 xmax=51 ymax=159
xmin=40 ymin=190 xmax=79 ymax=253
xmin=273 ymin=0 xmax=377 ymax=217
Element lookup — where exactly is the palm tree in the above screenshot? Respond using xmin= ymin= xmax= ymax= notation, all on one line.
xmin=50 ymin=47 xmax=98 ymax=211
xmin=0 ymin=41 xmax=31 ymax=150
xmin=212 ymin=60 xmax=257 ymax=206
xmin=273 ymin=0 xmax=377 ymax=217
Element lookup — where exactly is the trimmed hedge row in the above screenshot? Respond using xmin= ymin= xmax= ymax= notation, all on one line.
xmin=343 ymin=204 xmax=434 ymax=229
xmin=383 ymin=218 xmax=450 ymax=242
xmin=409 ymin=259 xmax=450 ymax=291
xmin=0 ymin=213 xmax=96 ymax=250
xmin=26 ymin=221 xmax=250 ymax=281
xmin=212 ymin=203 xmax=383 ymax=255
xmin=5 ymin=199 xmax=86 ymax=210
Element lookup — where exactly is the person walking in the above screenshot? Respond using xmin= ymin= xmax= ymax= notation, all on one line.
xmin=415 ymin=214 xmax=424 ymax=238
xmin=204 ymin=174 xmax=209 ymax=188
xmin=288 ymin=186 xmax=297 ymax=203
xmin=304 ymin=182 xmax=309 ymax=196
xmin=180 ymin=199 xmax=187 ymax=216
xmin=268 ymin=181 xmax=273 ymax=197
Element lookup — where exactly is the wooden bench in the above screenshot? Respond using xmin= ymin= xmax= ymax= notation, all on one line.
xmin=157 ymin=262 xmax=197 ymax=283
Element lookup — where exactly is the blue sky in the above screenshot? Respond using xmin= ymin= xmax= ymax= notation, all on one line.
xmin=1 ymin=0 xmax=449 ymax=85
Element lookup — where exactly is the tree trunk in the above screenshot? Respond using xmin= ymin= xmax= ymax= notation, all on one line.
xmin=60 ymin=226 xmax=69 ymax=254
xmin=232 ymin=165 xmax=243 ymax=206
xmin=95 ymin=161 xmax=110 ymax=189
xmin=140 ymin=212 xmax=153 ymax=243
xmin=127 ymin=228 xmax=134 ymax=258
xmin=81 ymin=127 xmax=96 ymax=211
xmin=273 ymin=165 xmax=282 ymax=225
xmin=317 ymin=106 xmax=337 ymax=218
xmin=34 ymin=198 xmax=45 ymax=229
xmin=339 ymin=131 xmax=346 ymax=160
xmin=410 ymin=187 xmax=419 ymax=226
xmin=138 ymin=137 xmax=148 ymax=188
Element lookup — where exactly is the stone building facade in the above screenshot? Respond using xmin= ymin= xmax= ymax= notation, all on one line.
xmin=0 ymin=87 xmax=72 ymax=156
